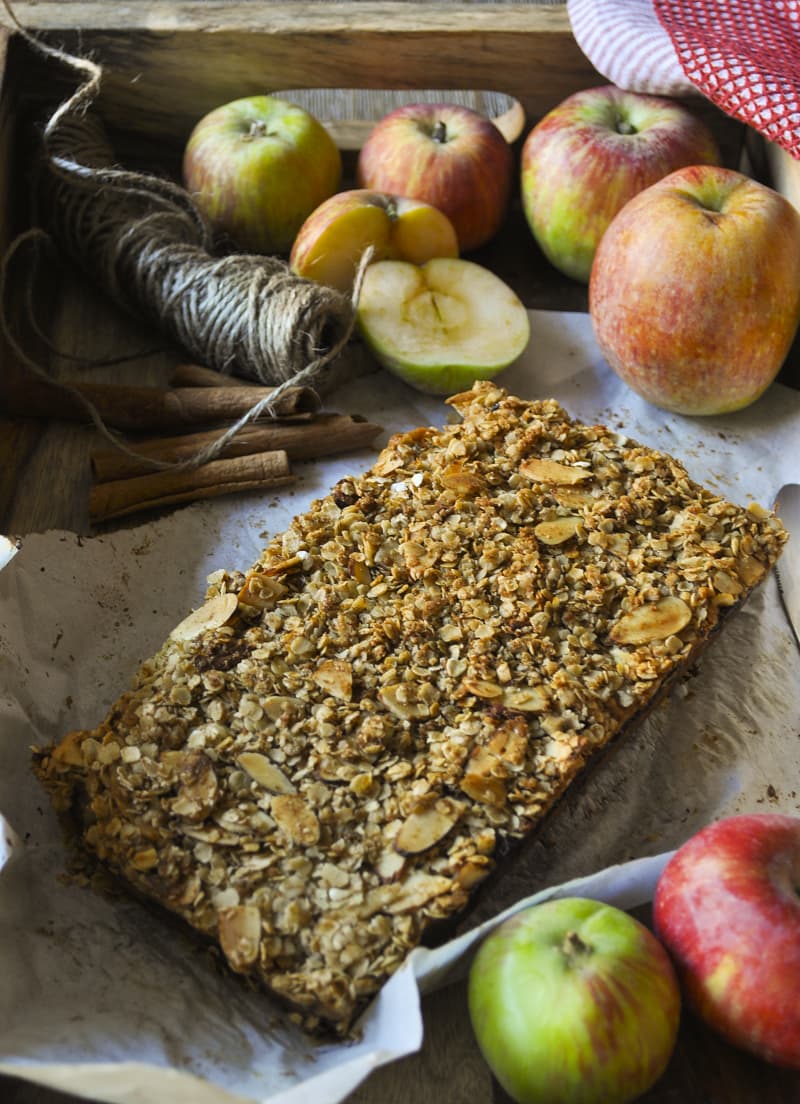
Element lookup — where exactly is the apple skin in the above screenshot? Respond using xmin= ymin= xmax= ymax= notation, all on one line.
xmin=589 ymin=165 xmax=800 ymax=415
xmin=654 ymin=813 xmax=800 ymax=1069
xmin=520 ymin=85 xmax=720 ymax=282
xmin=356 ymin=102 xmax=513 ymax=252
xmin=182 ymin=95 xmax=342 ymax=255
xmin=468 ymin=897 xmax=681 ymax=1104
xmin=289 ymin=188 xmax=459 ymax=292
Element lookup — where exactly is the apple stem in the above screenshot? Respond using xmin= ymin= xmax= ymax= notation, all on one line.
xmin=243 ymin=119 xmax=268 ymax=142
xmin=616 ymin=119 xmax=635 ymax=136
xmin=431 ymin=120 xmax=448 ymax=144
xmin=562 ymin=930 xmax=590 ymax=960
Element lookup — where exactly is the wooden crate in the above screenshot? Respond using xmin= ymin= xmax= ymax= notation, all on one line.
xmin=0 ymin=2 xmax=751 ymax=320
xmin=0 ymin=2 xmax=751 ymax=532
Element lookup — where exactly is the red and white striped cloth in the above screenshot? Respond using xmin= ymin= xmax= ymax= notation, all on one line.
xmin=567 ymin=0 xmax=800 ymax=160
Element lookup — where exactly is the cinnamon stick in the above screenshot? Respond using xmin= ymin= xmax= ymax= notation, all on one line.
xmin=4 ymin=377 xmax=321 ymax=430
xmin=90 ymin=413 xmax=383 ymax=482
xmin=89 ymin=450 xmax=294 ymax=524
xmin=170 ymin=363 xmax=262 ymax=389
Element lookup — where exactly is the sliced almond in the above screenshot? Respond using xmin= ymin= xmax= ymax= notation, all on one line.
xmin=441 ymin=463 xmax=489 ymax=497
xmin=366 ymin=871 xmax=454 ymax=915
xmin=455 ymin=858 xmax=493 ymax=890
xmin=262 ymin=696 xmax=304 ymax=722
xmin=460 ymin=772 xmax=507 ymax=807
xmin=238 ymin=752 xmax=296 ymax=794
xmin=379 ymin=683 xmax=431 ymax=720
xmin=371 ymin=451 xmax=404 ymax=476
xmin=271 ymin=794 xmax=320 ymax=846
xmin=713 ymin=570 xmax=744 ymax=597
xmin=237 ymin=572 xmax=288 ymax=609
xmin=461 ymin=677 xmax=504 ymax=700
xmin=218 ymin=904 xmax=261 ymax=970
xmin=502 ymin=685 xmax=549 ymax=712
xmin=313 ymin=658 xmax=353 ymax=702
xmin=261 ymin=554 xmax=307 ymax=577
xmin=609 ymin=596 xmax=692 ymax=645
xmin=534 ymin=515 xmax=582 ymax=545
xmin=170 ymin=593 xmax=238 ymax=641
xmin=465 ymin=746 xmax=496 ymax=776
xmin=520 ymin=457 xmax=592 ymax=485
xmin=552 ymin=486 xmax=595 ymax=508
xmin=317 ymin=756 xmax=360 ymax=783
xmin=395 ymin=797 xmax=465 ymax=855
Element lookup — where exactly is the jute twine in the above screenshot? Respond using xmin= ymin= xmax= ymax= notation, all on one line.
xmin=0 ymin=4 xmax=369 ymax=470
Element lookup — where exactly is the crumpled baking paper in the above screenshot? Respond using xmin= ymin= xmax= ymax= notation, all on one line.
xmin=1 ymin=310 xmax=799 ymax=1104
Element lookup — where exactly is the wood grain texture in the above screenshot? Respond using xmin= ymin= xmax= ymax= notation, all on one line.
xmin=7 ymin=3 xmax=602 ymax=142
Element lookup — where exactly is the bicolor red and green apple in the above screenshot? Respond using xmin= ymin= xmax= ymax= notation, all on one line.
xmin=183 ymin=94 xmax=341 ymax=255
xmin=520 ymin=85 xmax=720 ymax=282
xmin=468 ymin=896 xmax=681 ymax=1104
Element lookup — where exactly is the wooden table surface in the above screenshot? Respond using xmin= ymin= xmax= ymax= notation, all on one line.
xmin=2 ymin=5 xmax=800 ymax=1102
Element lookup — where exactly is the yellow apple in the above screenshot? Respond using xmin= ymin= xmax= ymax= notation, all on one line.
xmin=289 ymin=188 xmax=459 ymax=292
xmin=356 ymin=257 xmax=530 ymax=395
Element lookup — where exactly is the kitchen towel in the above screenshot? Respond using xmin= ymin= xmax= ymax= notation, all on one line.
xmin=568 ymin=0 xmax=800 ymax=158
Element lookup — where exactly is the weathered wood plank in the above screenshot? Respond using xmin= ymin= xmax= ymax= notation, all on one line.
xmin=8 ymin=3 xmax=601 ymax=140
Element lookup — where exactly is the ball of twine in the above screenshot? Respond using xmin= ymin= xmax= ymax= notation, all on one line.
xmin=1 ymin=7 xmax=368 ymax=469
xmin=45 ymin=113 xmax=360 ymax=396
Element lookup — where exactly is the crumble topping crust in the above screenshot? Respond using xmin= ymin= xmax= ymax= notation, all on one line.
xmin=34 ymin=382 xmax=787 ymax=1034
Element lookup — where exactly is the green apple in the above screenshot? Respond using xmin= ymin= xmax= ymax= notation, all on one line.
xmin=468 ymin=897 xmax=681 ymax=1104
xmin=356 ymin=257 xmax=529 ymax=395
xmin=182 ymin=94 xmax=342 ymax=255
xmin=289 ymin=188 xmax=459 ymax=293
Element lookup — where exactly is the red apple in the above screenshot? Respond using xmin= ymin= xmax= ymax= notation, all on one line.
xmin=183 ymin=95 xmax=342 ymax=255
xmin=468 ymin=897 xmax=681 ymax=1104
xmin=289 ymin=188 xmax=459 ymax=292
xmin=589 ymin=165 xmax=800 ymax=415
xmin=356 ymin=102 xmax=512 ymax=252
xmin=654 ymin=813 xmax=800 ymax=1068
xmin=520 ymin=85 xmax=720 ymax=282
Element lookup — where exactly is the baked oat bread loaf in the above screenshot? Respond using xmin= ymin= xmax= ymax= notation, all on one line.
xmin=34 ymin=382 xmax=787 ymax=1034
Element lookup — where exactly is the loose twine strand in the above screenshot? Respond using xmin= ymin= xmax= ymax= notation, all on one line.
xmin=0 ymin=3 xmax=371 ymax=471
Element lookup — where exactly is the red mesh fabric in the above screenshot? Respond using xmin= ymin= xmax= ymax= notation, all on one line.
xmin=654 ymin=0 xmax=800 ymax=158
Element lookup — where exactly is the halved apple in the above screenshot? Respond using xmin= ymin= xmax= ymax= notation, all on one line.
xmin=356 ymin=257 xmax=530 ymax=395
xmin=290 ymin=188 xmax=459 ymax=293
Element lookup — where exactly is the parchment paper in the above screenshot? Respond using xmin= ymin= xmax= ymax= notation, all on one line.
xmin=1 ymin=310 xmax=799 ymax=1104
